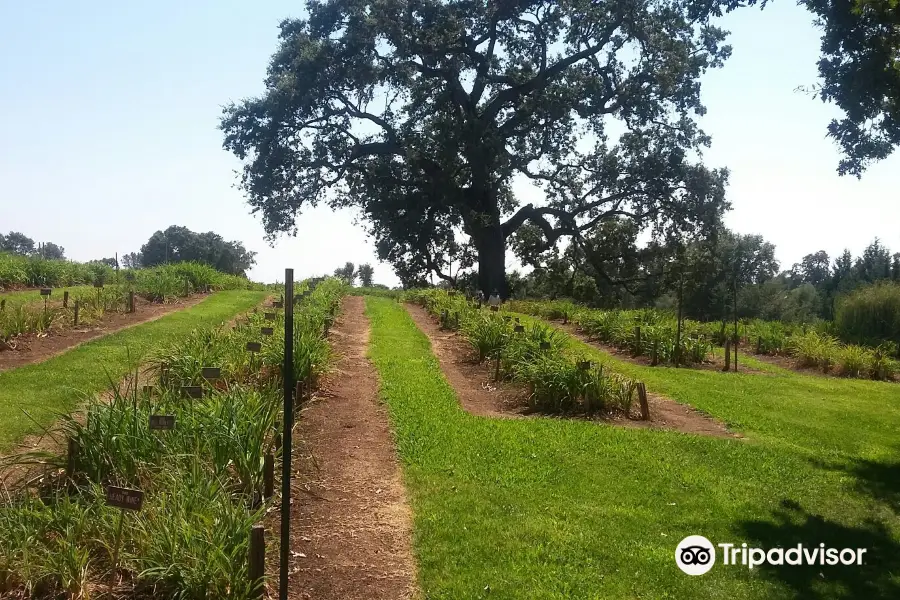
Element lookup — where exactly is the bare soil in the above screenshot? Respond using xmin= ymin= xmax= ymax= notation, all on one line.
xmin=0 ymin=294 xmax=210 ymax=372
xmin=406 ymin=304 xmax=739 ymax=439
xmin=283 ymin=296 xmax=418 ymax=600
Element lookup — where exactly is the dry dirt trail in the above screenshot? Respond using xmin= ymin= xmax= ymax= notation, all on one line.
xmin=287 ymin=295 xmax=418 ymax=600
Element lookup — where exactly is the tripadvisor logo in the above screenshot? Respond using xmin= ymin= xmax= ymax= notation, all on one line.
xmin=675 ymin=536 xmax=868 ymax=576
xmin=676 ymin=535 xmax=716 ymax=575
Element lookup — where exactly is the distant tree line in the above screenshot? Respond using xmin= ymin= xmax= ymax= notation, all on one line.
xmin=332 ymin=262 xmax=376 ymax=288
xmin=0 ymin=226 xmax=257 ymax=277
xmin=442 ymin=217 xmax=898 ymax=325
xmin=0 ymin=231 xmax=66 ymax=260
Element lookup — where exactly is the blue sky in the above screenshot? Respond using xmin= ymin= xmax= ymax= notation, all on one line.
xmin=1 ymin=1 xmax=897 ymax=286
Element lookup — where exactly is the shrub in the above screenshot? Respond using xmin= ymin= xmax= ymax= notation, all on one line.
xmin=790 ymin=331 xmax=840 ymax=372
xmin=837 ymin=345 xmax=871 ymax=378
xmin=834 ymin=282 xmax=900 ymax=354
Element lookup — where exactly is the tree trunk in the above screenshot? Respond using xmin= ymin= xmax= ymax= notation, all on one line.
xmin=476 ymin=225 xmax=506 ymax=299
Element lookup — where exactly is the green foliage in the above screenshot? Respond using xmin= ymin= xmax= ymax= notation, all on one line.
xmin=365 ymin=296 xmax=900 ymax=599
xmin=0 ymin=263 xmax=260 ymax=342
xmin=0 ymin=280 xmax=345 ymax=598
xmin=223 ymin=0 xmax=734 ymax=295
xmin=798 ymin=0 xmax=900 ymax=174
xmin=406 ymin=289 xmax=642 ymax=416
xmin=139 ymin=225 xmax=257 ymax=276
xmin=835 ymin=282 xmax=900 ymax=352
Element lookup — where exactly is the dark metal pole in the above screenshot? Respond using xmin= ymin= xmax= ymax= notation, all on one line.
xmin=279 ymin=269 xmax=294 ymax=600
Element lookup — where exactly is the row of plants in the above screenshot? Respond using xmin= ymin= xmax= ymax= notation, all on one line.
xmin=0 ymin=263 xmax=264 ymax=346
xmin=507 ymin=298 xmax=899 ymax=381
xmin=405 ymin=289 xmax=642 ymax=416
xmin=507 ymin=300 xmax=714 ymax=367
xmin=0 ymin=278 xmax=345 ymax=598
xmin=0 ymin=253 xmax=261 ymax=292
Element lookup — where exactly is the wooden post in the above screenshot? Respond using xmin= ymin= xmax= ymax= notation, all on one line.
xmin=633 ymin=326 xmax=641 ymax=357
xmin=73 ymin=301 xmax=80 ymax=326
xmin=264 ymin=452 xmax=275 ymax=499
xmin=249 ymin=524 xmax=266 ymax=599
xmin=637 ymin=382 xmax=650 ymax=420
xmin=651 ymin=339 xmax=659 ymax=366
xmin=733 ymin=335 xmax=738 ymax=372
xmin=63 ymin=291 xmax=69 ymax=308
xmin=756 ymin=336 xmax=762 ymax=354
xmin=274 ymin=429 xmax=282 ymax=452
xmin=128 ymin=291 xmax=135 ymax=313
xmin=0 ymin=299 xmax=5 ymax=312
xmin=723 ymin=339 xmax=731 ymax=372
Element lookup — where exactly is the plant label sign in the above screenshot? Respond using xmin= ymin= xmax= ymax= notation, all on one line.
xmin=149 ymin=415 xmax=176 ymax=430
xmin=490 ymin=306 xmax=499 ymax=312
xmin=246 ymin=341 xmax=262 ymax=353
xmin=142 ymin=385 xmax=154 ymax=395
xmin=514 ymin=325 xmax=525 ymax=333
xmin=40 ymin=288 xmax=52 ymax=296
xmin=273 ymin=301 xmax=284 ymax=309
xmin=261 ymin=327 xmax=274 ymax=336
xmin=579 ymin=361 xmax=592 ymax=371
xmin=540 ymin=341 xmax=551 ymax=350
xmin=106 ymin=486 xmax=144 ymax=511
xmin=94 ymin=282 xmax=104 ymax=289
xmin=201 ymin=367 xmax=221 ymax=380
xmin=181 ymin=386 xmax=203 ymax=399
xmin=503 ymin=316 xmax=511 ymax=322
xmin=264 ymin=312 xmax=276 ymax=321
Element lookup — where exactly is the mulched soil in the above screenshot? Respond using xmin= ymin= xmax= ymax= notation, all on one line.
xmin=279 ymin=296 xmax=419 ymax=600
xmin=405 ymin=304 xmax=739 ymax=439
xmin=0 ymin=294 xmax=210 ymax=372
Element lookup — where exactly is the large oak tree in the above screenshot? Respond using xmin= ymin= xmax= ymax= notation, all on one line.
xmin=222 ymin=0 xmax=734 ymax=295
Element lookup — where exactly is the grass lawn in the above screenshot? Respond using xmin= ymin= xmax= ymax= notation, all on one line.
xmin=365 ymin=297 xmax=900 ymax=600
xmin=0 ymin=289 xmax=267 ymax=450
xmin=0 ymin=285 xmax=93 ymax=306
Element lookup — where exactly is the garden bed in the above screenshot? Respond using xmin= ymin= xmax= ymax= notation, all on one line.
xmin=0 ymin=293 xmax=210 ymax=371
xmin=406 ymin=302 xmax=737 ymax=439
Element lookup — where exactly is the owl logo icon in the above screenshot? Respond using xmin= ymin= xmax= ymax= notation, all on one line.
xmin=676 ymin=535 xmax=716 ymax=575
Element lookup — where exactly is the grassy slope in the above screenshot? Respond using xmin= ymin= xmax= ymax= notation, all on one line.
xmin=0 ymin=289 xmax=267 ymax=450
xmin=366 ymin=297 xmax=900 ymax=600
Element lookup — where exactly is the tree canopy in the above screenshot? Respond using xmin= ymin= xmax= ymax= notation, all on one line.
xmin=139 ymin=226 xmax=256 ymax=276
xmin=0 ymin=232 xmax=37 ymax=256
xmin=222 ymin=0 xmax=734 ymax=295
xmin=801 ymin=0 xmax=900 ymax=175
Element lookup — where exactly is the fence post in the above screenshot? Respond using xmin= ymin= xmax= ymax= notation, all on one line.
xmin=723 ymin=339 xmax=731 ymax=372
xmin=63 ymin=291 xmax=69 ymax=308
xmin=279 ymin=268 xmax=294 ymax=600
xmin=733 ymin=335 xmax=739 ymax=372
xmin=633 ymin=326 xmax=641 ymax=356
xmin=249 ymin=524 xmax=266 ymax=599
xmin=128 ymin=291 xmax=135 ymax=314
xmin=73 ymin=301 xmax=80 ymax=326
xmin=0 ymin=299 xmax=5 ymax=312
xmin=637 ymin=382 xmax=650 ymax=420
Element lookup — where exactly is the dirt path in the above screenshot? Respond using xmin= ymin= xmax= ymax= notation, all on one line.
xmin=406 ymin=304 xmax=739 ymax=439
xmin=0 ymin=294 xmax=210 ymax=372
xmin=287 ymin=296 xmax=418 ymax=600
